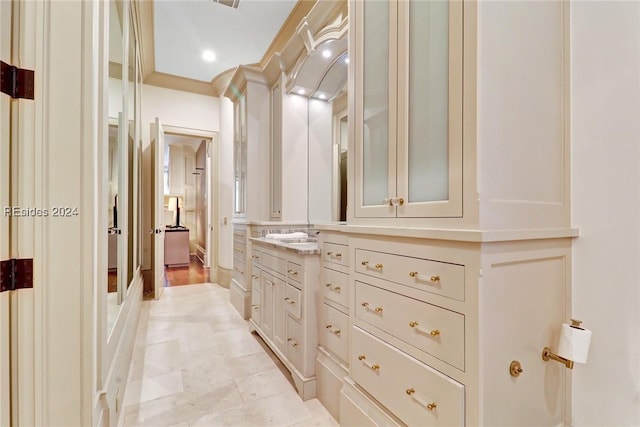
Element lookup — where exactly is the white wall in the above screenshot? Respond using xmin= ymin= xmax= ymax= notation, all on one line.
xmin=140 ymin=84 xmax=219 ymax=269
xmin=571 ymin=2 xmax=640 ymax=425
xmin=218 ymin=97 xmax=234 ymax=269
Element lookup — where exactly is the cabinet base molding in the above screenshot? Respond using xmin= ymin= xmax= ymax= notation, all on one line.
xmin=252 ymin=324 xmax=316 ymax=401
xmin=217 ymin=266 xmax=232 ymax=288
xmin=230 ymin=279 xmax=251 ymax=319
xmin=316 ymin=346 xmax=348 ymax=422
xmin=340 ymin=377 xmax=402 ymax=427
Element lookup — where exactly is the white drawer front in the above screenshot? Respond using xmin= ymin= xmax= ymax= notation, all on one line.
xmin=320 ymin=303 xmax=350 ymax=363
xmin=287 ymin=261 xmax=303 ymax=285
xmin=262 ymin=252 xmax=287 ymax=275
xmin=233 ymin=244 xmax=246 ymax=257
xmin=286 ymin=315 xmax=304 ymax=371
xmin=324 ymin=242 xmax=349 ymax=267
xmin=284 ymin=284 xmax=302 ymax=320
xmin=251 ymin=267 xmax=261 ymax=292
xmin=355 ymin=281 xmax=465 ymax=370
xmin=251 ymin=249 xmax=262 ymax=265
xmin=351 ymin=327 xmax=464 ymax=427
xmin=355 ymin=249 xmax=464 ymax=302
xmin=321 ymin=267 xmax=350 ymax=309
xmin=251 ymin=289 xmax=261 ymax=325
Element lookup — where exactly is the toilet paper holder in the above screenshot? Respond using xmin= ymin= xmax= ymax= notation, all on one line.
xmin=542 ymin=319 xmax=589 ymax=370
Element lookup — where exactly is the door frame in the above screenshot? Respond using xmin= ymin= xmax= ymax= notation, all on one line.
xmin=154 ymin=124 xmax=219 ymax=290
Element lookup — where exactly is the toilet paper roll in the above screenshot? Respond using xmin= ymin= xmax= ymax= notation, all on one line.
xmin=557 ymin=323 xmax=592 ymax=364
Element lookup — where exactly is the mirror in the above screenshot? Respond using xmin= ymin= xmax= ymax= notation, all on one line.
xmin=107 ymin=0 xmax=125 ymax=337
xmin=305 ymin=47 xmax=349 ymax=224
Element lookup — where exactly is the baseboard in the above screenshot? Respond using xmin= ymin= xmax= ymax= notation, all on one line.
xmin=218 ymin=266 xmax=232 ymax=288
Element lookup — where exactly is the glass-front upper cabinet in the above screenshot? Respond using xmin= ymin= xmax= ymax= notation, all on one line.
xmin=353 ymin=0 xmax=462 ymax=219
xmin=233 ymin=93 xmax=247 ymax=216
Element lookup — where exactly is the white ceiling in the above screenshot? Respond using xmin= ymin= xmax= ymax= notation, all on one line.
xmin=153 ymin=0 xmax=298 ymax=82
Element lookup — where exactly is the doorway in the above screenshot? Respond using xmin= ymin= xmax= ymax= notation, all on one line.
xmin=150 ymin=123 xmax=218 ymax=294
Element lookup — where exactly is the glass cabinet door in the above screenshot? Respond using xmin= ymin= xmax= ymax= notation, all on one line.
xmin=354 ymin=0 xmax=397 ymax=218
xmin=396 ymin=0 xmax=463 ymax=218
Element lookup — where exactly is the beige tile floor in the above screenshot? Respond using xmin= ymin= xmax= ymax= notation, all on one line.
xmin=120 ymin=283 xmax=339 ymax=427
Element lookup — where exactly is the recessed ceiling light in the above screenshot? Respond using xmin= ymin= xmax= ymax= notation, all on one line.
xmin=322 ymin=49 xmax=332 ymax=58
xmin=318 ymin=94 xmax=327 ymax=100
xmin=202 ymin=50 xmax=216 ymax=62
xmin=297 ymin=89 xmax=306 ymax=95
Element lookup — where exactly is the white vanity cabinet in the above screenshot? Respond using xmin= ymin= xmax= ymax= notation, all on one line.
xmin=315 ymin=231 xmax=351 ymax=422
xmin=249 ymin=240 xmax=320 ymax=401
xmin=339 ymin=234 xmax=572 ymax=427
xmin=230 ymin=224 xmax=251 ymax=319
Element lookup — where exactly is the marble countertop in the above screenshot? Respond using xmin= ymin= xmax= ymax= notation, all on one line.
xmin=249 ymin=237 xmax=321 ymax=255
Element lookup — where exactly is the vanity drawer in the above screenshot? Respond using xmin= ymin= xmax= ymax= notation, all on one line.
xmin=324 ymin=243 xmax=349 ymax=267
xmin=286 ymin=315 xmax=304 ymax=371
xmin=287 ymin=261 xmax=303 ymax=285
xmin=284 ymin=284 xmax=302 ymax=320
xmin=320 ymin=303 xmax=350 ymax=363
xmin=321 ymin=267 xmax=350 ymax=310
xmin=233 ymin=230 xmax=246 ymax=244
xmin=251 ymin=249 xmax=262 ymax=265
xmin=233 ymin=243 xmax=246 ymax=257
xmin=355 ymin=281 xmax=465 ymax=370
xmin=233 ymin=258 xmax=245 ymax=284
xmin=262 ymin=252 xmax=287 ymax=276
xmin=351 ymin=327 xmax=464 ymax=427
xmin=251 ymin=267 xmax=261 ymax=292
xmin=354 ymin=249 xmax=465 ymax=302
xmin=251 ymin=289 xmax=262 ymax=325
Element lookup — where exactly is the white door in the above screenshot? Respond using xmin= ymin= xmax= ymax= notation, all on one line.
xmin=0 ymin=0 xmax=12 ymax=423
xmin=151 ymin=117 xmax=165 ymax=299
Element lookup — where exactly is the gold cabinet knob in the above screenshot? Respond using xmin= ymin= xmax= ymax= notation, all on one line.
xmin=333 ymin=329 xmax=341 ymax=335
xmin=430 ymin=329 xmax=440 ymax=337
xmin=335 ymin=253 xmax=342 ymax=258
xmin=287 ymin=338 xmax=298 ymax=347
xmin=409 ymin=321 xmax=419 ymax=327
xmin=361 ymin=260 xmax=369 ymax=266
xmin=406 ymin=388 xmax=415 ymax=395
xmin=374 ymin=263 xmax=383 ymax=270
xmin=371 ymin=364 xmax=380 ymax=371
xmin=361 ymin=302 xmax=369 ymax=307
xmin=325 ymin=324 xmax=333 ymax=329
xmin=334 ymin=286 xmax=341 ymax=292
xmin=510 ymin=360 xmax=524 ymax=377
xmin=398 ymin=198 xmax=404 ymax=206
xmin=430 ymin=275 xmax=440 ymax=283
xmin=426 ymin=403 xmax=437 ymax=411
xmin=409 ymin=271 xmax=419 ymax=277
xmin=326 ymin=251 xmax=333 ymax=256
xmin=325 ymin=283 xmax=331 ymax=287
xmin=358 ymin=355 xmax=366 ymax=360
xmin=374 ymin=306 xmax=383 ymax=313
xmin=288 ymin=269 xmax=293 ymax=274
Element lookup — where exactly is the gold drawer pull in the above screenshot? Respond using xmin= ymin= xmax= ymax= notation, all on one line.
xmin=409 ymin=272 xmax=441 ymax=284
xmin=325 ymin=324 xmax=341 ymax=335
xmin=361 ymin=301 xmax=369 ymax=307
xmin=406 ymin=388 xmax=437 ymax=411
xmin=374 ymin=263 xmax=383 ymax=270
xmin=358 ymin=355 xmax=380 ymax=371
xmin=326 ymin=283 xmax=341 ymax=293
xmin=326 ymin=251 xmax=333 ymax=256
xmin=334 ymin=253 xmax=342 ymax=258
xmin=361 ymin=301 xmax=383 ymax=314
xmin=361 ymin=260 xmax=369 ymax=266
xmin=288 ymin=269 xmax=293 ymax=274
xmin=374 ymin=306 xmax=383 ymax=313
xmin=284 ymin=297 xmax=295 ymax=304
xmin=409 ymin=321 xmax=440 ymax=337
xmin=287 ymin=338 xmax=298 ymax=347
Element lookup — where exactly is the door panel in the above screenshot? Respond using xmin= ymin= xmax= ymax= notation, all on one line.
xmin=151 ymin=118 xmax=165 ymax=299
xmin=0 ymin=0 xmax=12 ymax=423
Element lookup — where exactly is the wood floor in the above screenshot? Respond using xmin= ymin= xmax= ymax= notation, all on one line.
xmin=164 ymin=255 xmax=209 ymax=287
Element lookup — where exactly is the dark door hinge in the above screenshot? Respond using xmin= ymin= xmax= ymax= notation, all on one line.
xmin=0 ymin=259 xmax=34 ymax=292
xmin=0 ymin=60 xmax=35 ymax=100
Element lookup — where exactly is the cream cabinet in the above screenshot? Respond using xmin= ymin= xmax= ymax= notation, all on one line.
xmin=230 ymin=224 xmax=251 ymax=319
xmin=341 ymin=234 xmax=572 ymax=426
xmin=352 ymin=0 xmax=463 ymax=219
xmin=249 ymin=240 xmax=320 ymax=401
xmin=350 ymin=0 xmax=570 ymax=231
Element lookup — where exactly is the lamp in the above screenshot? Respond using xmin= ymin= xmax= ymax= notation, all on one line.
xmin=167 ymin=196 xmax=183 ymax=227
